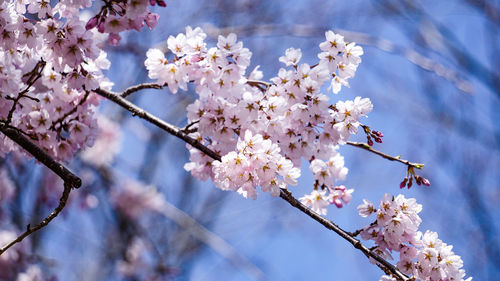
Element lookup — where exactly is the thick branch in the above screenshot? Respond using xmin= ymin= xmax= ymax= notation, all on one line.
xmin=346 ymin=141 xmax=424 ymax=169
xmin=96 ymin=86 xmax=410 ymax=280
xmin=0 ymin=123 xmax=81 ymax=256
xmin=0 ymin=123 xmax=82 ymax=187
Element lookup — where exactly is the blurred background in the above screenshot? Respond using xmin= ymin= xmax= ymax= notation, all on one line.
xmin=2 ymin=0 xmax=499 ymax=280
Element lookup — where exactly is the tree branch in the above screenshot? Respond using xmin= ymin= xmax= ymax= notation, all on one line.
xmin=0 ymin=182 xmax=72 ymax=256
xmin=279 ymin=189 xmax=409 ymax=280
xmin=93 ymin=88 xmax=221 ymax=161
xmin=0 ymin=123 xmax=82 ymax=187
xmin=119 ymin=82 xmax=165 ymax=98
xmin=95 ymin=86 xmax=410 ymax=281
xmin=0 ymin=123 xmax=81 ymax=256
xmin=346 ymin=141 xmax=424 ymax=169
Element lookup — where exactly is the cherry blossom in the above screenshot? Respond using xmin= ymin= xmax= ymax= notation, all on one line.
xmin=146 ymin=27 xmax=368 ymax=211
xmin=358 ymin=194 xmax=471 ymax=281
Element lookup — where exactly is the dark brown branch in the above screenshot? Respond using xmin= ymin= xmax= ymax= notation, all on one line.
xmin=0 ymin=123 xmax=81 ymax=256
xmin=50 ymin=91 xmax=91 ymax=130
xmin=346 ymin=141 xmax=424 ymax=169
xmin=119 ymin=83 xmax=165 ymax=98
xmin=246 ymin=80 xmax=271 ymax=92
xmin=96 ymin=86 xmax=409 ymax=280
xmin=93 ymin=88 xmax=221 ymax=161
xmin=181 ymin=120 xmax=199 ymax=133
xmin=279 ymin=189 xmax=409 ymax=281
xmin=0 ymin=123 xmax=82 ymax=188
xmin=348 ymin=221 xmax=378 ymax=237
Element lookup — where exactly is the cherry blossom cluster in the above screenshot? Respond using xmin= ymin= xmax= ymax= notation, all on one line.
xmin=358 ymin=194 xmax=470 ymax=281
xmin=212 ymin=130 xmax=300 ymax=199
xmin=145 ymin=27 xmax=370 ymax=211
xmin=84 ymin=0 xmax=162 ymax=45
xmin=0 ymin=1 xmax=103 ymax=161
xmin=0 ymin=0 xmax=163 ymax=162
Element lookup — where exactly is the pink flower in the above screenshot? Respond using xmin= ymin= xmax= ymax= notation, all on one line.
xmin=145 ymin=12 xmax=159 ymax=30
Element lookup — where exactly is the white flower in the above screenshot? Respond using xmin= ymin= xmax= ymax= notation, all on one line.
xmin=357 ymin=199 xmax=376 ymax=217
xmin=300 ymin=190 xmax=329 ymax=215
xmin=279 ymin=48 xmax=302 ymax=66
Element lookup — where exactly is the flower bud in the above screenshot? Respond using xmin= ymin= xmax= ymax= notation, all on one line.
xmin=422 ymin=178 xmax=430 ymax=186
xmin=415 ymin=175 xmax=422 ymax=186
xmin=400 ymin=177 xmax=408 ymax=189
xmin=407 ymin=177 xmax=413 ymax=189
xmin=85 ymin=16 xmax=99 ymax=30
xmin=367 ymin=136 xmax=374 ymax=146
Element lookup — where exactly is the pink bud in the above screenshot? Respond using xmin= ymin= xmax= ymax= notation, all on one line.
xmin=375 ymin=137 xmax=382 ymax=143
xmin=157 ymin=0 xmax=167 ymax=7
xmin=149 ymin=0 xmax=156 ymax=5
xmin=415 ymin=176 xmax=422 ymax=185
xmin=85 ymin=16 xmax=99 ymax=30
xmin=367 ymin=137 xmax=373 ymax=146
xmin=97 ymin=21 xmax=106 ymax=33
xmin=400 ymin=177 xmax=408 ymax=189
xmin=332 ymin=198 xmax=343 ymax=208
xmin=334 ymin=185 xmax=346 ymax=192
xmin=422 ymin=178 xmax=430 ymax=186
xmin=145 ymin=13 xmax=159 ymax=30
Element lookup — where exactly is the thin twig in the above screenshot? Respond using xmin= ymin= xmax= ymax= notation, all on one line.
xmin=346 ymin=141 xmax=424 ymax=169
xmin=120 ymin=83 xmax=165 ymax=98
xmin=96 ymin=86 xmax=410 ymax=281
xmin=6 ymin=60 xmax=46 ymax=124
xmin=181 ymin=120 xmax=199 ymax=133
xmin=0 ymin=182 xmax=72 ymax=256
xmin=348 ymin=221 xmax=377 ymax=237
xmin=50 ymin=91 xmax=91 ymax=130
xmin=0 ymin=123 xmax=81 ymax=256
xmin=246 ymin=80 xmax=271 ymax=92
